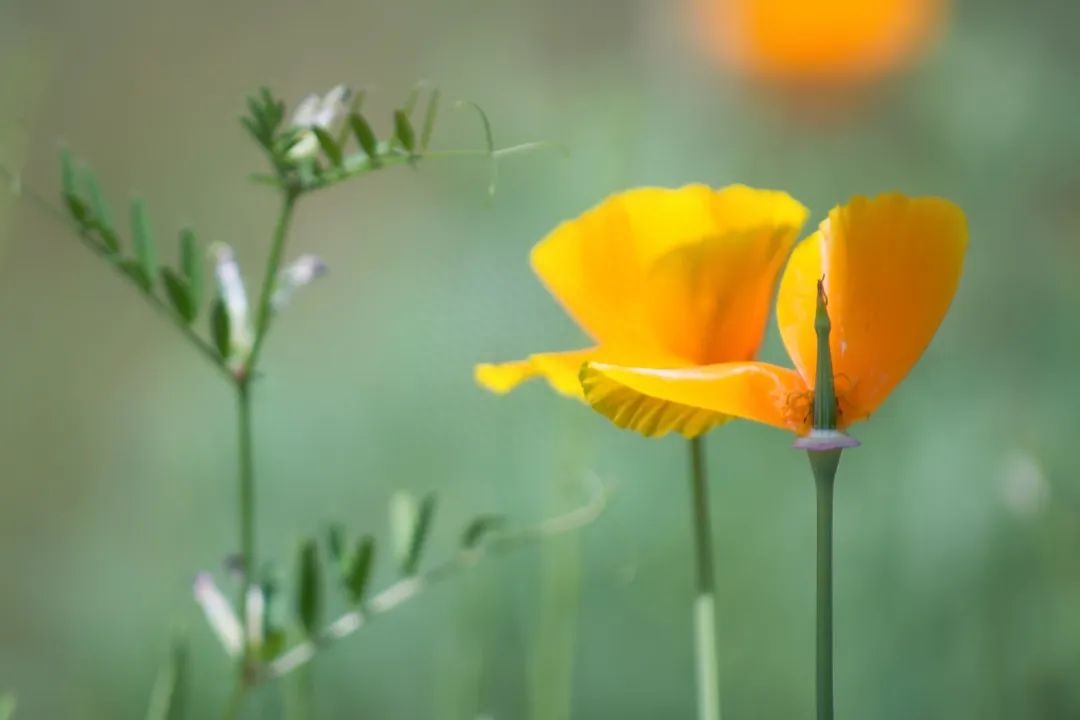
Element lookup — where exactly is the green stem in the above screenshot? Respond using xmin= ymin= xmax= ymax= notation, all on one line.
xmin=688 ymin=437 xmax=721 ymax=720
xmin=808 ymin=449 xmax=841 ymax=720
xmin=237 ymin=378 xmax=256 ymax=672
xmin=245 ymin=189 xmax=298 ymax=374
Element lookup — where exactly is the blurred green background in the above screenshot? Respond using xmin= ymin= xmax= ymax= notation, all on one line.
xmin=3 ymin=0 xmax=1080 ymax=717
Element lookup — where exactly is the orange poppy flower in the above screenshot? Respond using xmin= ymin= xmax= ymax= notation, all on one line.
xmin=693 ymin=0 xmax=947 ymax=86
xmin=582 ymin=193 xmax=967 ymax=437
xmin=475 ymin=184 xmax=808 ymax=435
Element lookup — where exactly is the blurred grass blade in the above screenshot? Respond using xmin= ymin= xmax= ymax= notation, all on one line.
xmin=83 ymin=169 xmax=119 ymax=253
xmin=161 ymin=268 xmax=195 ymax=324
xmin=462 ymin=515 xmax=506 ymax=549
xmin=210 ymin=297 xmax=231 ymax=360
xmin=419 ymin=89 xmax=441 ymax=153
xmin=312 ymin=127 xmax=343 ymax=167
xmin=145 ymin=637 xmax=187 ymax=720
xmin=403 ymin=493 xmax=436 ymax=576
xmin=179 ymin=228 xmax=202 ymax=313
xmin=393 ymin=110 xmax=416 ymax=155
xmin=345 ymin=536 xmax=375 ymax=605
xmin=348 ymin=113 xmax=379 ymax=164
xmin=130 ymin=198 xmax=157 ymax=290
xmin=296 ymin=540 xmax=322 ymax=637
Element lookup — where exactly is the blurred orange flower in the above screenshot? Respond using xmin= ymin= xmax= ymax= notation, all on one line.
xmin=475 ymin=184 xmax=808 ymax=436
xmin=582 ymin=193 xmax=967 ymax=437
xmin=694 ymin=0 xmax=947 ymax=85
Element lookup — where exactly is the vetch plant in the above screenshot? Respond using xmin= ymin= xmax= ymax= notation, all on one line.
xmin=475 ymin=184 xmax=809 ymax=720
xmin=582 ymin=193 xmax=968 ymax=719
xmin=2 ymin=81 xmax=602 ymax=718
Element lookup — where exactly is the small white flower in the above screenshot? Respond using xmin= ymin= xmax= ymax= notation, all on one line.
xmin=210 ymin=243 xmax=253 ymax=369
xmin=288 ymin=84 xmax=350 ymax=160
xmin=272 ymin=254 xmax=327 ymax=311
xmin=245 ymin=584 xmax=265 ymax=649
xmin=193 ymin=573 xmax=243 ymax=657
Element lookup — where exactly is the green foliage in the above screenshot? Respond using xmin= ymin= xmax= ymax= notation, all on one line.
xmin=295 ymin=540 xmax=322 ymax=637
xmin=129 ymin=198 xmax=157 ymax=291
xmin=393 ymin=109 xmax=416 ymax=156
xmin=144 ymin=638 xmax=187 ymax=720
xmin=210 ymin=297 xmax=230 ymax=360
xmin=0 ymin=694 xmax=13 ymax=720
xmin=241 ymin=86 xmax=287 ymax=153
xmin=179 ymin=228 xmax=203 ymax=313
xmin=402 ymin=493 xmax=437 ymax=576
xmin=82 ymin=169 xmax=118 ymax=253
xmin=419 ymin=89 xmax=441 ymax=153
xmin=312 ymin=126 xmax=344 ymax=168
xmin=348 ymin=113 xmax=380 ymax=163
xmin=160 ymin=268 xmax=195 ymax=324
xmin=462 ymin=514 xmax=506 ymax=549
xmin=326 ymin=523 xmax=346 ymax=565
xmin=344 ymin=536 xmax=375 ymax=606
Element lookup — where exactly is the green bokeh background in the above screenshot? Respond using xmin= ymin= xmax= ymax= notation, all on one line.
xmin=2 ymin=0 xmax=1080 ymax=717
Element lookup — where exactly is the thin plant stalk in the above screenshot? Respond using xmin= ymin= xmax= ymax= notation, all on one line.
xmin=688 ymin=436 xmax=722 ymax=720
xmin=809 ymin=449 xmax=840 ymax=720
xmin=793 ymin=280 xmax=857 ymax=720
xmin=234 ymin=187 xmax=299 ymax=695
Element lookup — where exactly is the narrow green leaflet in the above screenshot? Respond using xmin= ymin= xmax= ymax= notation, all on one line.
xmin=349 ymin=113 xmax=380 ymax=162
xmin=393 ymin=110 xmax=416 ymax=155
xmin=345 ymin=536 xmax=375 ymax=605
xmin=144 ymin=638 xmax=187 ymax=720
xmin=160 ymin=268 xmax=195 ymax=324
xmin=419 ymin=89 xmax=441 ymax=153
xmin=129 ymin=199 xmax=157 ymax=291
xmin=83 ymin=169 xmax=119 ymax=253
xmin=179 ymin=228 xmax=202 ymax=313
xmin=462 ymin=514 xmax=506 ymax=549
xmin=210 ymin=297 xmax=231 ymax=360
xmin=296 ymin=540 xmax=322 ymax=636
xmin=312 ymin=127 xmax=344 ymax=167
xmin=403 ymin=493 xmax=436 ymax=576
xmin=58 ymin=147 xmax=89 ymax=224
xmin=456 ymin=101 xmax=498 ymax=196
xmin=336 ymin=89 xmax=367 ymax=147
xmin=326 ymin=523 xmax=346 ymax=565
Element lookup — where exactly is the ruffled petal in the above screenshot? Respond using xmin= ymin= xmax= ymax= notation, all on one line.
xmin=581 ymin=361 xmax=809 ymax=437
xmin=777 ymin=193 xmax=968 ymax=425
xmin=475 ymin=348 xmax=600 ymax=398
xmin=530 ymin=184 xmax=807 ymax=359
xmin=643 ymin=222 xmax=803 ymax=364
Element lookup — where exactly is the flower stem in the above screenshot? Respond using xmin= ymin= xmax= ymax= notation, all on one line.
xmin=237 ymin=378 xmax=255 ymax=645
xmin=688 ymin=437 xmax=722 ymax=720
xmin=246 ymin=188 xmax=298 ymax=375
xmin=808 ymin=449 xmax=841 ymax=720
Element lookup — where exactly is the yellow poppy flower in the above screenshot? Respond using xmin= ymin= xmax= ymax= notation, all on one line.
xmin=582 ymin=193 xmax=968 ymax=437
xmin=693 ymin=0 xmax=947 ymax=86
xmin=475 ymin=183 xmax=809 ymax=435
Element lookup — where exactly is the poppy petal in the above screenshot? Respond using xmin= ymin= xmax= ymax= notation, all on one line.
xmin=777 ymin=193 xmax=968 ymax=425
xmin=475 ymin=347 xmax=600 ymax=398
xmin=643 ymin=223 xmax=803 ymax=365
xmin=581 ymin=361 xmax=809 ymax=437
xmin=530 ymin=184 xmax=807 ymax=357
